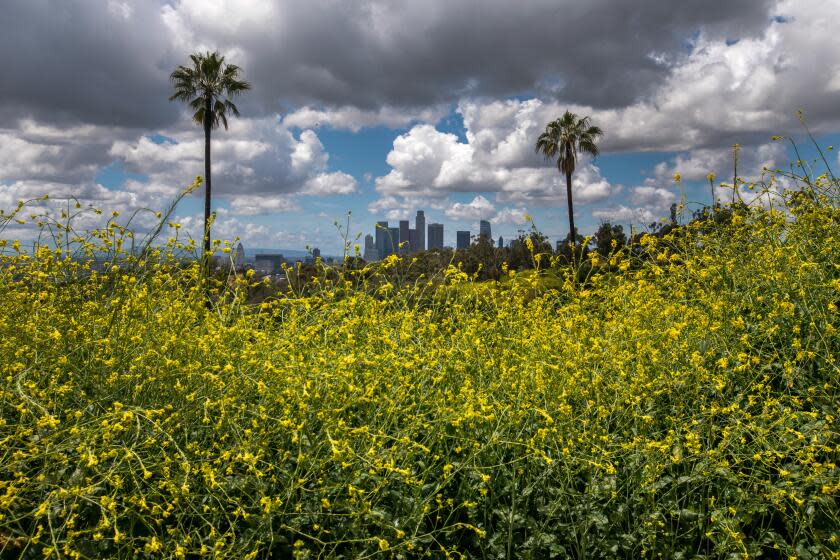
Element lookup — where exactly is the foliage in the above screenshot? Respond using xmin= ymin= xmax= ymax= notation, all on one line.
xmin=593 ymin=222 xmax=627 ymax=257
xmin=169 ymin=52 xmax=251 ymax=132
xmin=0 ymin=169 xmax=839 ymax=559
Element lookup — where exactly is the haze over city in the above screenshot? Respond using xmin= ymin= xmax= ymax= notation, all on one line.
xmin=2 ymin=0 xmax=839 ymax=255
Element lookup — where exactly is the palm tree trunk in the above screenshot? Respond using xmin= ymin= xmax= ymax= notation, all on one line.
xmin=203 ymin=96 xmax=212 ymax=271
xmin=565 ymin=170 xmax=576 ymax=249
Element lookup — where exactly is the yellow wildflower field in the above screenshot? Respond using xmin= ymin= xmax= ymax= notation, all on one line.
xmin=0 ymin=174 xmax=838 ymax=558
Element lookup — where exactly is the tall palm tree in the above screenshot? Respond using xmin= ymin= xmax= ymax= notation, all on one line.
xmin=535 ymin=111 xmax=603 ymax=248
xmin=169 ymin=51 xmax=250 ymax=263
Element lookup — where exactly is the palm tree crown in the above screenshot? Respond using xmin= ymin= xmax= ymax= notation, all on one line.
xmin=535 ymin=111 xmax=603 ymax=248
xmin=169 ymin=51 xmax=251 ymax=130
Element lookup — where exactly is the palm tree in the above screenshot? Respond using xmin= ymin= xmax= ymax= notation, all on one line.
xmin=169 ymin=51 xmax=251 ymax=264
xmin=535 ymin=111 xmax=603 ymax=249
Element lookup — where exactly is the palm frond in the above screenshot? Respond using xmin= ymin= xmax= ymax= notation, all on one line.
xmin=170 ymin=51 xmax=250 ymax=131
xmin=537 ymin=112 xmax=604 ymax=176
xmin=579 ymin=139 xmax=600 ymax=158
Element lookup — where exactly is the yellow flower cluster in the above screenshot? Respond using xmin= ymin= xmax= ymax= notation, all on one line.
xmin=0 ymin=172 xmax=838 ymax=558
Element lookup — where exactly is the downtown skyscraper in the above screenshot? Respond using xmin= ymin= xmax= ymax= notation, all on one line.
xmin=427 ymin=223 xmax=444 ymax=249
xmin=415 ymin=210 xmax=425 ymax=252
xmin=479 ymin=220 xmax=492 ymax=240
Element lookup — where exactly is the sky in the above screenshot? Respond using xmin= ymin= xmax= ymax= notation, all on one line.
xmin=2 ymin=0 xmax=840 ymax=254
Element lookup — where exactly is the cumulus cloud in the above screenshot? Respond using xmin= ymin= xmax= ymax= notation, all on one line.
xmin=653 ymin=142 xmax=786 ymax=183
xmin=302 ymin=172 xmax=358 ymax=196
xmin=589 ymin=184 xmax=678 ymax=229
xmin=111 ymin=118 xmax=308 ymax=196
xmin=631 ymin=186 xmax=678 ymax=209
xmin=0 ymin=179 xmax=167 ymax=242
xmin=491 ymin=207 xmax=530 ymax=226
xmin=0 ymin=121 xmax=132 ymax=186
xmin=109 ymin=117 xmax=356 ymax=214
xmin=445 ymin=196 xmax=496 ymax=221
xmin=592 ymin=206 xmax=662 ymax=226
xmin=228 ymin=195 xmax=301 ymax=216
xmin=0 ymin=113 xmax=356 ymax=229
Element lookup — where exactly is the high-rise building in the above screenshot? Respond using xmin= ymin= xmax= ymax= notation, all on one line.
xmin=456 ymin=230 xmax=471 ymax=249
xmin=399 ymin=220 xmax=410 ymax=253
xmin=479 ymin=219 xmax=492 ymax=240
xmin=375 ymin=221 xmax=388 ymax=259
xmin=363 ymin=234 xmax=377 ymax=261
xmin=389 ymin=227 xmax=400 ymax=256
xmin=415 ymin=210 xmax=425 ymax=252
xmin=498 ymin=236 xmax=504 ymax=249
xmin=312 ymin=248 xmax=320 ymax=260
xmin=234 ymin=242 xmax=245 ymax=269
xmin=408 ymin=229 xmax=418 ymax=253
xmin=427 ymin=223 xmax=444 ymax=249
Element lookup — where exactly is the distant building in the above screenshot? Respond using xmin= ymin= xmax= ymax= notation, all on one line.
xmin=456 ymin=230 xmax=471 ymax=250
xmin=363 ymin=234 xmax=377 ymax=261
xmin=407 ymin=229 xmax=418 ymax=253
xmin=428 ymin=223 xmax=444 ymax=250
xmin=498 ymin=236 xmax=504 ymax=249
xmin=375 ymin=221 xmax=388 ymax=259
xmin=479 ymin=220 xmax=492 ymax=240
xmin=415 ymin=210 xmax=425 ymax=252
xmin=312 ymin=248 xmax=321 ymax=260
xmin=388 ymin=227 xmax=400 ymax=256
xmin=399 ymin=220 xmax=410 ymax=253
xmin=254 ymin=253 xmax=285 ymax=274
xmin=234 ymin=242 xmax=245 ymax=269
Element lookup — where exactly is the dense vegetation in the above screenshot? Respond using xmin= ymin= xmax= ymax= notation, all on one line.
xmin=0 ymin=168 xmax=838 ymax=559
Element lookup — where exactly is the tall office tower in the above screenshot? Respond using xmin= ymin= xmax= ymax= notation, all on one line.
xmin=375 ymin=221 xmax=388 ymax=259
xmin=382 ymin=227 xmax=394 ymax=257
xmin=479 ymin=219 xmax=492 ymax=240
xmin=498 ymin=236 xmax=504 ymax=249
xmin=389 ymin=227 xmax=400 ymax=256
xmin=427 ymin=223 xmax=444 ymax=249
xmin=408 ymin=229 xmax=418 ymax=253
xmin=234 ymin=242 xmax=245 ymax=269
xmin=311 ymin=248 xmax=321 ymax=260
xmin=399 ymin=220 xmax=410 ymax=253
xmin=415 ymin=210 xmax=425 ymax=252
xmin=363 ymin=234 xmax=376 ymax=261
xmin=456 ymin=230 xmax=471 ymax=249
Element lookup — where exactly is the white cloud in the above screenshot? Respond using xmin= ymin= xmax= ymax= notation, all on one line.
xmin=631 ymin=186 xmax=678 ymax=209
xmin=654 ymin=142 xmax=786 ymax=183
xmin=592 ymin=206 xmax=661 ymax=226
xmin=110 ymin=116 xmax=352 ymax=216
xmin=491 ymin=207 xmax=529 ymax=226
xmin=302 ymin=171 xmax=357 ymax=196
xmin=589 ymin=185 xmax=677 ymax=229
xmin=376 ymin=125 xmax=477 ymax=197
xmin=445 ymin=195 xmax=495 ymax=221
xmin=228 ymin=195 xmax=301 ymax=216
xmin=0 ymin=180 xmax=164 ymax=241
